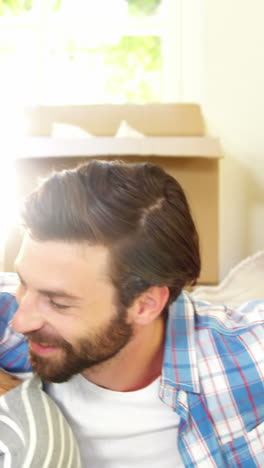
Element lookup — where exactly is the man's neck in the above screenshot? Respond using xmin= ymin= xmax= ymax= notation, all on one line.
xmin=82 ymin=316 xmax=166 ymax=392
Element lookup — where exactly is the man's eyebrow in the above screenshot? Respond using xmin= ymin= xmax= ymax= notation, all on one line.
xmin=15 ymin=268 xmax=81 ymax=301
xmin=38 ymin=289 xmax=81 ymax=301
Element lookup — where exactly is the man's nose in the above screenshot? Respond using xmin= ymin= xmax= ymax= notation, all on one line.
xmin=12 ymin=291 xmax=45 ymax=335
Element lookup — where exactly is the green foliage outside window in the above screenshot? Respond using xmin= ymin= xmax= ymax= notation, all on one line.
xmin=0 ymin=0 xmax=32 ymax=15
xmin=0 ymin=0 xmax=162 ymax=16
xmin=0 ymin=0 xmax=62 ymax=15
xmin=100 ymin=36 xmax=162 ymax=102
xmin=0 ymin=0 xmax=164 ymax=103
xmin=126 ymin=0 xmax=162 ymax=16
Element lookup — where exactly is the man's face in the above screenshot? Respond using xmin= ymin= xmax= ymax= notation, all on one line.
xmin=13 ymin=235 xmax=133 ymax=383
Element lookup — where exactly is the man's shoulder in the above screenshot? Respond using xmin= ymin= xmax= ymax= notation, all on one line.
xmin=187 ymin=294 xmax=264 ymax=386
xmin=169 ymin=291 xmax=264 ymax=358
xmin=169 ymin=291 xmax=264 ymax=379
xmin=191 ymin=294 xmax=264 ymax=336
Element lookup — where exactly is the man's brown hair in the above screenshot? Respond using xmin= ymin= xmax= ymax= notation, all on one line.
xmin=22 ymin=160 xmax=200 ymax=308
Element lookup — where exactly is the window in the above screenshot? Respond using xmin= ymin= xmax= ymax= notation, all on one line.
xmin=0 ymin=0 xmax=183 ymax=105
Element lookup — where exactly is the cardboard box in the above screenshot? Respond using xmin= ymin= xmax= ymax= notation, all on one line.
xmin=4 ymin=104 xmax=220 ymax=284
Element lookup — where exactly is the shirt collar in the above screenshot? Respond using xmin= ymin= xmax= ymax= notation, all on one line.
xmin=161 ymin=291 xmax=200 ymax=396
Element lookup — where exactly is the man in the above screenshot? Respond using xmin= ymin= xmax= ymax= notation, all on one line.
xmin=2 ymin=160 xmax=264 ymax=467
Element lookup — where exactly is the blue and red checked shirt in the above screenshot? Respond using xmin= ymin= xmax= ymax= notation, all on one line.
xmin=160 ymin=291 xmax=264 ymax=467
xmin=1 ymin=289 xmax=264 ymax=467
xmin=0 ymin=292 xmax=31 ymax=373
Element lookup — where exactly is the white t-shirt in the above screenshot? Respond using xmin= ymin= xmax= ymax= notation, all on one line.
xmin=47 ymin=375 xmax=183 ymax=468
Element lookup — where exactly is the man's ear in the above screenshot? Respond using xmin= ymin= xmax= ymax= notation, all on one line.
xmin=129 ymin=286 xmax=169 ymax=325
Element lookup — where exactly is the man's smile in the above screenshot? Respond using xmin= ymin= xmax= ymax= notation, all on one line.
xmin=29 ymin=340 xmax=59 ymax=355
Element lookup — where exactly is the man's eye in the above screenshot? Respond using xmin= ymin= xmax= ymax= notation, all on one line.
xmin=49 ymin=299 xmax=70 ymax=310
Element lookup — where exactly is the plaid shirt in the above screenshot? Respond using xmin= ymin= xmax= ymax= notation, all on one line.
xmin=160 ymin=291 xmax=264 ymax=467
xmin=1 ymin=289 xmax=264 ymax=467
xmin=0 ymin=292 xmax=31 ymax=372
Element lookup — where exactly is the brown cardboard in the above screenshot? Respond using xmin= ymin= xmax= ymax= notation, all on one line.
xmin=24 ymin=103 xmax=205 ymax=137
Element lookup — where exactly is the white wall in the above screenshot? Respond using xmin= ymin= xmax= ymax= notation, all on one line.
xmin=202 ymin=0 xmax=264 ymax=279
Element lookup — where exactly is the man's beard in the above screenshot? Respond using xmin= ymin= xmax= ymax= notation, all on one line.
xmin=26 ymin=306 xmax=133 ymax=383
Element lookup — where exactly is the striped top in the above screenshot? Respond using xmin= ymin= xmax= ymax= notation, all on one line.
xmin=0 ymin=375 xmax=82 ymax=468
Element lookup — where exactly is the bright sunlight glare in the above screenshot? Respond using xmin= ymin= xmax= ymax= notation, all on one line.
xmin=0 ymin=107 xmax=26 ymax=267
